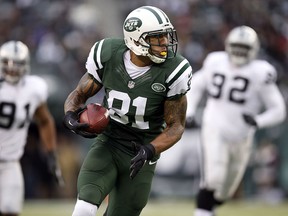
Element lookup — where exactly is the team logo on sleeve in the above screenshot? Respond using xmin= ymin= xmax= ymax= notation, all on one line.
xmin=151 ymin=83 xmax=166 ymax=92
xmin=124 ymin=17 xmax=142 ymax=32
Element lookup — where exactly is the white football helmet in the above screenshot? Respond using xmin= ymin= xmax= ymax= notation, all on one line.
xmin=123 ymin=6 xmax=178 ymax=64
xmin=0 ymin=40 xmax=30 ymax=84
xmin=225 ymin=26 xmax=259 ymax=66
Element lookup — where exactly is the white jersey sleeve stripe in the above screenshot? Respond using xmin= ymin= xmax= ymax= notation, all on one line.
xmin=167 ymin=66 xmax=192 ymax=97
xmin=86 ymin=40 xmax=105 ymax=84
xmin=166 ymin=59 xmax=189 ymax=83
xmin=168 ymin=66 xmax=192 ymax=89
xmin=95 ymin=39 xmax=104 ymax=69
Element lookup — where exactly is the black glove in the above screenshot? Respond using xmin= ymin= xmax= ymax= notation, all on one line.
xmin=185 ymin=116 xmax=199 ymax=129
xmin=46 ymin=151 xmax=65 ymax=187
xmin=242 ymin=114 xmax=258 ymax=127
xmin=130 ymin=142 xmax=156 ymax=179
xmin=63 ymin=108 xmax=97 ymax=138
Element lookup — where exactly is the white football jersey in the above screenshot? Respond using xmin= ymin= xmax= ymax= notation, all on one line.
xmin=187 ymin=51 xmax=286 ymax=142
xmin=0 ymin=75 xmax=48 ymax=161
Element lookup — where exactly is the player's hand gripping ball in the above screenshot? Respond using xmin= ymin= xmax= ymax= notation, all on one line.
xmin=79 ymin=103 xmax=109 ymax=134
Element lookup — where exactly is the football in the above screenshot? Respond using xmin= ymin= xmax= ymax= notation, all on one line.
xmin=79 ymin=103 xmax=109 ymax=134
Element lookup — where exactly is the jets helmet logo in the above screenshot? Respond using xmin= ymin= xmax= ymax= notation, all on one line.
xmin=124 ymin=17 xmax=142 ymax=32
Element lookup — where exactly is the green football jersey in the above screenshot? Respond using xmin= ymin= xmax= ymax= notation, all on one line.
xmin=86 ymin=38 xmax=192 ymax=148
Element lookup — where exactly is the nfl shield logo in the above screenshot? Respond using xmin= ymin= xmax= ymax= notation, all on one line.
xmin=128 ymin=81 xmax=135 ymax=89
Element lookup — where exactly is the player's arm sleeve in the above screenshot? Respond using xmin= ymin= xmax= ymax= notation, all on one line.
xmin=85 ymin=39 xmax=106 ymax=84
xmin=186 ymin=68 xmax=207 ymax=118
xmin=166 ymin=58 xmax=192 ymax=99
xmin=255 ymin=70 xmax=286 ymax=128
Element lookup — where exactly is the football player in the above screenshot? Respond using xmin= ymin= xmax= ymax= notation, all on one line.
xmin=63 ymin=5 xmax=192 ymax=216
xmin=186 ymin=26 xmax=286 ymax=216
xmin=0 ymin=41 xmax=63 ymax=216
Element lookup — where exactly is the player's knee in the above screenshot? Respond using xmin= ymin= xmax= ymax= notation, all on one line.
xmin=131 ymin=184 xmax=151 ymax=211
xmin=78 ymin=184 xmax=104 ymax=206
xmin=72 ymin=199 xmax=98 ymax=216
xmin=133 ymin=195 xmax=148 ymax=210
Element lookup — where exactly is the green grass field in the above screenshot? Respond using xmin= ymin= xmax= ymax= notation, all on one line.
xmin=22 ymin=198 xmax=288 ymax=216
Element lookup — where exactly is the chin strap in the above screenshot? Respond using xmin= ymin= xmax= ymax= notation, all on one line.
xmin=147 ymin=53 xmax=166 ymax=64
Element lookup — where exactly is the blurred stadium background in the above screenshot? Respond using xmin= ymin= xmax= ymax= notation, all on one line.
xmin=1 ymin=0 xmax=288 ymax=215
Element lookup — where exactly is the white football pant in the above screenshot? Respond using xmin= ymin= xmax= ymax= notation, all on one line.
xmin=200 ymin=124 xmax=255 ymax=200
xmin=0 ymin=161 xmax=24 ymax=214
